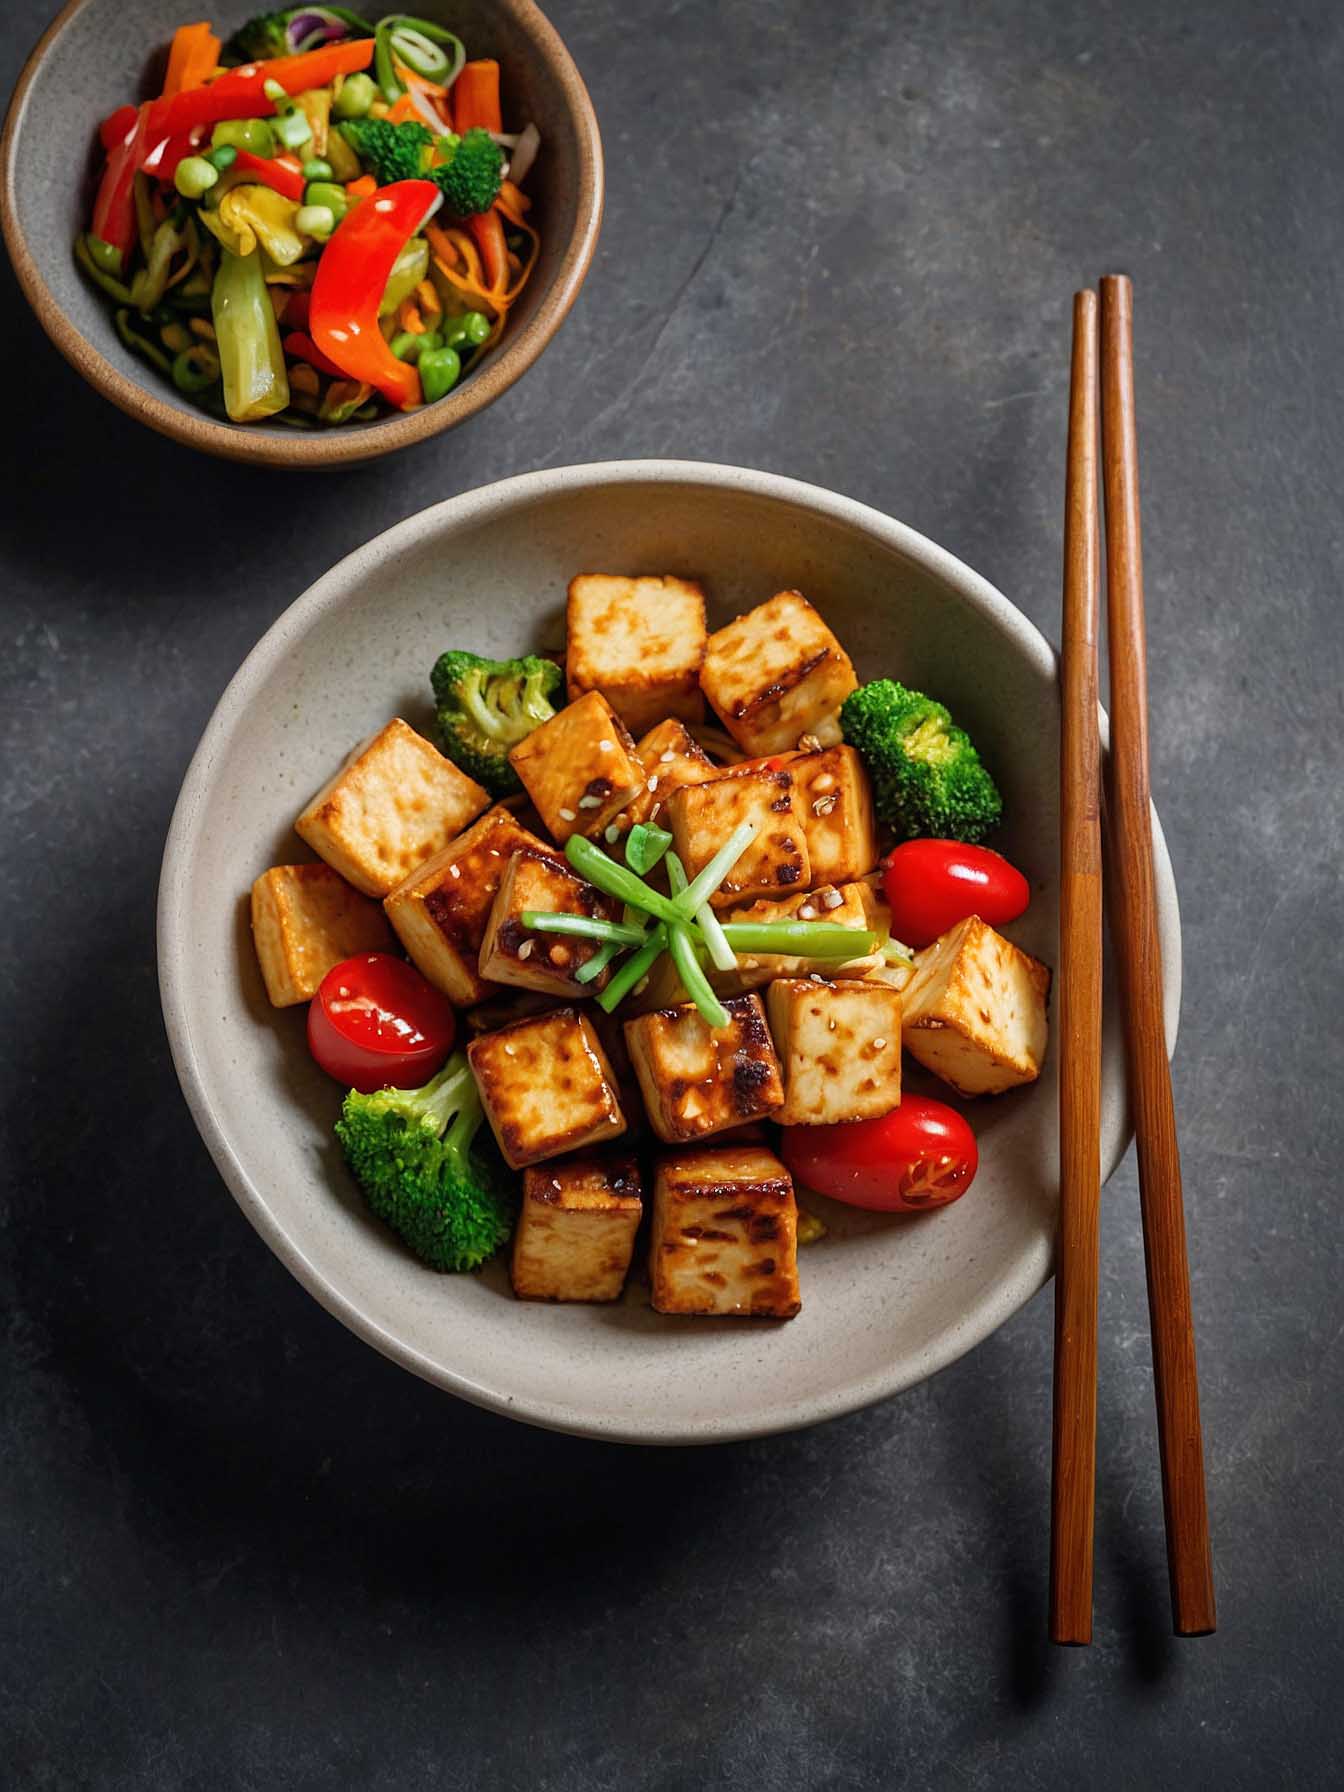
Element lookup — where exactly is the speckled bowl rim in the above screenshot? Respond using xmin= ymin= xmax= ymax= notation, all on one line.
xmin=157 ymin=459 xmax=1182 ymax=1443
xmin=0 ymin=0 xmax=603 ymax=469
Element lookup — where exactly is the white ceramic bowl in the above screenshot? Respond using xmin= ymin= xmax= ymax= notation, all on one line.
xmin=158 ymin=461 xmax=1180 ymax=1443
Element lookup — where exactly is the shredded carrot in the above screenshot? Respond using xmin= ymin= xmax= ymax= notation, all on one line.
xmin=415 ymin=278 xmax=442 ymax=317
xmin=399 ymin=299 xmax=427 ymax=335
xmin=452 ymin=60 xmax=501 ymax=134
xmin=345 ymin=174 xmax=377 ymax=199
xmin=163 ymin=22 xmax=220 ymax=99
xmin=386 ymin=92 xmax=422 ymax=125
xmin=469 ymin=207 xmax=509 ymax=290
xmin=496 ymin=179 xmax=531 ymax=222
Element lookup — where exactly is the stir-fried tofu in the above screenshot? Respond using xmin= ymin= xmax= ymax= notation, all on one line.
xmin=623 ymin=994 xmax=784 ymax=1143
xmin=250 ymin=863 xmax=393 ymax=1007
xmin=383 ymin=805 xmax=548 ymax=1005
xmin=788 ymin=745 xmax=879 ymax=885
xmin=766 ymin=978 xmax=902 ymax=1124
xmin=511 ymin=1153 xmax=644 ymax=1303
xmin=566 ymin=574 xmax=707 ymax=735
xmin=603 ymin=718 xmax=716 ymax=844
xmin=650 ymin=1146 xmax=801 ymax=1319
xmin=468 ymin=1007 xmax=627 ymax=1168
xmin=295 ymin=718 xmax=490 ymax=897
xmin=507 ymin=691 xmax=644 ymax=844
xmin=665 ymin=768 xmax=809 ymax=909
xmin=478 ymin=845 xmax=618 ymax=997
xmin=699 ymin=590 xmax=858 ymax=756
xmin=901 ymin=915 xmax=1050 ymax=1095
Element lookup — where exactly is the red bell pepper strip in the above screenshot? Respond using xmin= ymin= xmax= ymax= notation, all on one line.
xmin=145 ymin=127 xmax=207 ymax=182
xmin=230 ymin=150 xmax=307 ymax=201
xmin=99 ymin=104 xmax=139 ymax=152
xmin=283 ymin=331 xmax=348 ymax=379
xmin=309 ymin=179 xmax=442 ymax=408
xmin=143 ymin=39 xmax=374 ymax=146
xmin=91 ymin=106 xmax=147 ymax=268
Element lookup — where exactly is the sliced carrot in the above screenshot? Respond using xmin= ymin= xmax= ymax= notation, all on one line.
xmin=386 ymin=91 xmax=423 ymax=125
xmin=468 ymin=207 xmax=509 ymax=290
xmin=344 ymin=174 xmax=377 ymax=199
xmin=452 ymin=59 xmax=501 ymax=134
xmin=496 ymin=179 xmax=531 ymax=221
xmin=415 ymin=278 xmax=442 ymax=317
xmin=163 ymin=22 xmax=219 ymax=99
xmin=398 ymin=299 xmax=427 ymax=335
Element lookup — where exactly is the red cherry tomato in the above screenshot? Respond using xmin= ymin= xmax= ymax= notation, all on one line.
xmin=781 ymin=1096 xmax=979 ymax=1213
xmin=881 ymin=840 xmax=1030 ymax=948
xmin=307 ymin=953 xmax=455 ymax=1093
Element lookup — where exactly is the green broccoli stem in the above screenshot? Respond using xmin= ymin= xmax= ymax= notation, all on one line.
xmin=459 ymin=674 xmax=513 ymax=743
xmin=442 ymin=1064 xmax=483 ymax=1160
xmin=411 ymin=1051 xmax=477 ymax=1138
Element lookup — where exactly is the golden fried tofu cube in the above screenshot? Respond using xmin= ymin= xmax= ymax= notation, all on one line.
xmin=650 ymin=1147 xmax=801 ymax=1319
xmin=468 ymin=1007 xmax=627 ymax=1168
xmin=700 ymin=591 xmax=857 ymax=756
xmin=623 ymin=994 xmax=783 ymax=1143
xmin=665 ymin=768 xmax=809 ymax=909
xmin=295 ymin=718 xmax=490 ymax=897
xmin=901 ymin=915 xmax=1051 ymax=1095
xmin=789 ymin=745 xmax=879 ymax=885
xmin=383 ymin=805 xmax=548 ymax=1005
xmin=766 ymin=978 xmax=902 ymax=1125
xmin=511 ymin=1154 xmax=643 ymax=1303
xmin=507 ymin=691 xmax=644 ymax=844
xmin=478 ymin=845 xmax=618 ymax=997
xmin=566 ymin=574 xmax=707 ymax=735
xmin=603 ymin=717 xmax=716 ymax=844
xmin=249 ymin=863 xmax=393 ymax=1007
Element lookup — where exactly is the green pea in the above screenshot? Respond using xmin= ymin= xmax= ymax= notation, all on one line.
xmin=304 ymin=181 xmax=348 ymax=217
xmin=333 ymin=71 xmax=377 ymax=118
xmin=417 ymin=344 xmax=461 ymax=403
xmin=174 ymin=155 xmax=219 ymax=199
xmin=85 ymin=234 xmax=124 ymax=274
xmin=296 ymin=204 xmax=336 ymax=240
xmin=212 ymin=117 xmax=275 ymax=157
xmin=206 ymin=144 xmax=238 ymax=171
xmin=461 ymin=309 xmax=492 ymax=345
xmin=301 ymin=157 xmax=333 ymax=182
xmin=390 ymin=330 xmax=421 ymax=362
xmin=171 ymin=344 xmax=221 ymax=394
xmin=274 ymin=110 xmax=313 ymax=151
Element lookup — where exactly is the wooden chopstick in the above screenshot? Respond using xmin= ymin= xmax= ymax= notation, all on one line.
xmin=1098 ymin=273 xmax=1216 ymax=1636
xmin=1050 ymin=289 xmax=1104 ymax=1646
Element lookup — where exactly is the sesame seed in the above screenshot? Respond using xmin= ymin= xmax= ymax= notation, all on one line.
xmin=821 ymin=888 xmax=844 ymax=909
xmin=872 ymin=1037 xmax=887 ymax=1049
xmin=828 ymin=1018 xmax=838 ymax=1031
xmin=646 ymin=776 xmax=658 ymax=792
xmin=812 ymin=793 xmax=839 ymax=815
xmin=504 ymin=1044 xmax=515 ymax=1056
xmin=604 ymin=824 xmax=621 ymax=844
xmin=517 ymin=940 xmax=534 ymax=960
xmin=598 ymin=739 xmax=613 ymax=752
xmin=558 ymin=807 xmax=577 ymax=822
xmin=578 ymin=794 xmax=602 ymax=809
xmin=798 ymin=904 xmax=817 ymax=920
xmin=448 ymin=864 xmax=461 ymax=877
xmin=648 ymin=802 xmax=661 ymax=822
xmin=659 ymin=750 xmax=675 ymax=763
xmin=809 ymin=973 xmax=825 ymax=983
xmin=812 ymin=772 xmax=836 ymax=794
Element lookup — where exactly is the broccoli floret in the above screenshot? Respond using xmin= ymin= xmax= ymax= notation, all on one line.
xmin=335 ymin=1052 xmax=514 ymax=1272
xmin=432 ymin=127 xmax=505 ymax=218
xmin=841 ymin=679 xmax=1003 ymax=844
xmin=225 ymin=8 xmax=373 ymax=64
xmin=431 ymin=650 xmax=562 ymax=796
xmin=338 ymin=116 xmax=434 ymax=184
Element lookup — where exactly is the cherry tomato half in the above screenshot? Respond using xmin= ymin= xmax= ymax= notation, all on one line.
xmin=308 ymin=953 xmax=456 ymax=1093
xmin=781 ymin=1096 xmax=979 ymax=1213
xmin=881 ymin=840 xmax=1030 ymax=948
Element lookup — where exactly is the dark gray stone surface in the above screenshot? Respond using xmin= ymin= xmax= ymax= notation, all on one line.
xmin=3 ymin=0 xmax=1341 ymax=1784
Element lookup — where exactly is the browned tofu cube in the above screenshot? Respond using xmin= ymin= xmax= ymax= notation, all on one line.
xmin=566 ymin=574 xmax=707 ymax=735
xmin=478 ymin=845 xmax=618 ymax=997
xmin=383 ymin=805 xmax=548 ymax=1005
xmin=901 ymin=916 xmax=1051 ymax=1095
xmin=507 ymin=692 xmax=644 ymax=844
xmin=249 ymin=863 xmax=393 ymax=1007
xmin=623 ymin=994 xmax=783 ymax=1143
xmin=468 ymin=1007 xmax=627 ymax=1168
xmin=665 ymin=768 xmax=809 ymax=909
xmin=600 ymin=718 xmax=716 ymax=845
xmin=511 ymin=1154 xmax=643 ymax=1303
xmin=650 ymin=1146 xmax=801 ymax=1319
xmin=700 ymin=591 xmax=857 ymax=756
xmin=765 ymin=978 xmax=902 ymax=1125
xmin=788 ymin=745 xmax=879 ymax=885
xmin=295 ymin=718 xmax=490 ymax=897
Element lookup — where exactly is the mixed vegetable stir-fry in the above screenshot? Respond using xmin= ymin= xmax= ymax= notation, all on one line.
xmin=77 ymin=10 xmax=541 ymax=427
xmin=250 ymin=577 xmax=1051 ymax=1318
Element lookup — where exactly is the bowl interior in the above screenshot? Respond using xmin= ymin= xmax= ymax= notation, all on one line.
xmin=159 ymin=463 xmax=1181 ymax=1442
xmin=4 ymin=0 xmax=597 ymax=462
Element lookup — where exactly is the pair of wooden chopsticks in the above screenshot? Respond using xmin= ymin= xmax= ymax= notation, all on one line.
xmin=1049 ymin=277 xmax=1216 ymax=1645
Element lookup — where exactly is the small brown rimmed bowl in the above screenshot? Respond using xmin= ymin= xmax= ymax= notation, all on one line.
xmin=0 ymin=0 xmax=603 ymax=468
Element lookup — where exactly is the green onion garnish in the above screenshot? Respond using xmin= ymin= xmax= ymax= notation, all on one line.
xmin=597 ymin=926 xmax=668 ymax=1013
xmin=625 ymin=821 xmax=672 ymax=876
xmin=673 ymin=821 xmax=756 ymax=918
xmin=720 ymin=922 xmax=879 ymax=958
xmin=518 ymin=911 xmax=648 ymax=947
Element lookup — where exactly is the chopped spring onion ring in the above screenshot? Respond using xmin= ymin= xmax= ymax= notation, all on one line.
xmin=518 ymin=911 xmax=647 ymax=947
xmin=597 ymin=926 xmax=667 ymax=1014
xmin=508 ymin=121 xmax=540 ymax=185
xmin=673 ymin=821 xmax=756 ymax=917
xmin=564 ymin=835 xmax=684 ymax=927
xmin=625 ymin=822 xmax=672 ymax=876
xmin=374 ymin=15 xmax=465 ymax=98
xmin=719 ymin=922 xmax=879 ymax=957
